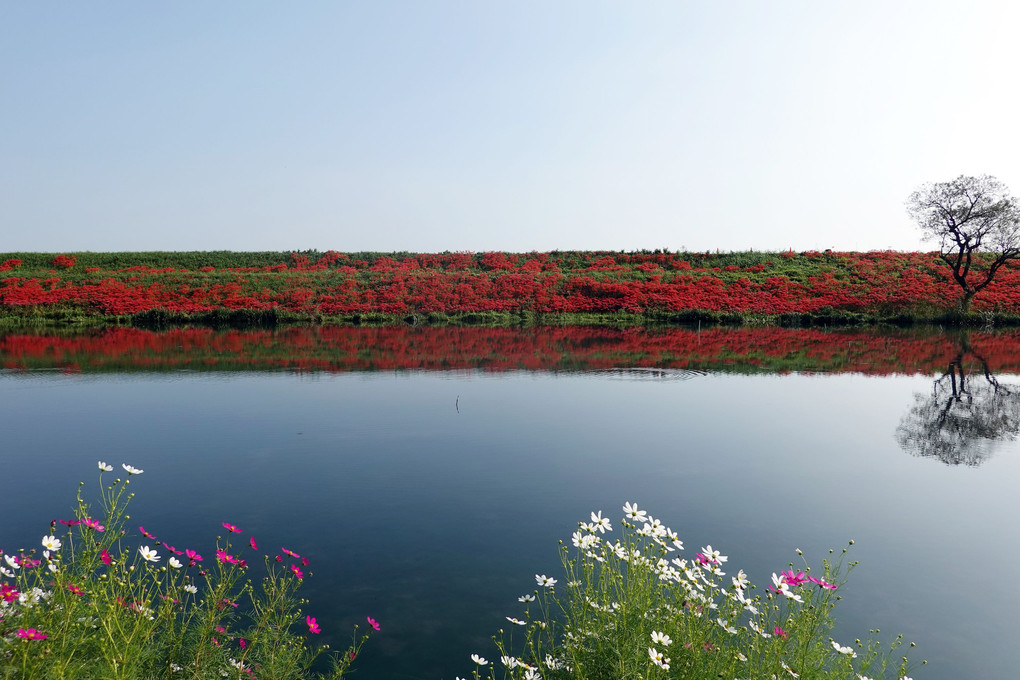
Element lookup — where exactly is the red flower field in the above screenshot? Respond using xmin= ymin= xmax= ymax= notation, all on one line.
xmin=2 ymin=250 xmax=1020 ymax=320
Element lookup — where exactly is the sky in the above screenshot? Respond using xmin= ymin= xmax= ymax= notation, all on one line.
xmin=3 ymin=1 xmax=1020 ymax=254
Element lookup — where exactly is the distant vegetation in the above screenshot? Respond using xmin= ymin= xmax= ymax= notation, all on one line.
xmin=3 ymin=249 xmax=1020 ymax=327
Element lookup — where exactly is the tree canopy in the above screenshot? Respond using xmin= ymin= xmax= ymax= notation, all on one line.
xmin=906 ymin=174 xmax=1020 ymax=312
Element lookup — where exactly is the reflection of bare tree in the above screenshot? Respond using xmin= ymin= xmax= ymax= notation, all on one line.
xmin=896 ymin=333 xmax=1020 ymax=466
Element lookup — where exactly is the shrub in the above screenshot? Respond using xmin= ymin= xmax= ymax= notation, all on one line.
xmin=468 ymin=503 xmax=919 ymax=680
xmin=0 ymin=463 xmax=375 ymax=680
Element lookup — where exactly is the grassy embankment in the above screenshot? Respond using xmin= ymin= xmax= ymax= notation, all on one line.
xmin=2 ymin=249 xmax=1020 ymax=328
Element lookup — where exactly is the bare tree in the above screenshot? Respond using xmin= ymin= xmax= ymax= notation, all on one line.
xmin=906 ymin=175 xmax=1020 ymax=312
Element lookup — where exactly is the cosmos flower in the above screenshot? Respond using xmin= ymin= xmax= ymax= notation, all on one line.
xmin=138 ymin=546 xmax=160 ymax=562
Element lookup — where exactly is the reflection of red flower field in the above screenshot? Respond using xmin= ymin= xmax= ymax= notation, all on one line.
xmin=3 ymin=326 xmax=1018 ymax=375
xmin=3 ymin=250 xmax=1020 ymax=316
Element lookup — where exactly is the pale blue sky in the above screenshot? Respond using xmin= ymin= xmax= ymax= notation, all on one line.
xmin=3 ymin=1 xmax=1019 ymax=253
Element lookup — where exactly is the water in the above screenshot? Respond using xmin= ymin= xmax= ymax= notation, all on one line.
xmin=1 ymin=326 xmax=1018 ymax=679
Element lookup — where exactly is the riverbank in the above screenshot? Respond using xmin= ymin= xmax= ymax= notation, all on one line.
xmin=3 ymin=250 xmax=1019 ymax=327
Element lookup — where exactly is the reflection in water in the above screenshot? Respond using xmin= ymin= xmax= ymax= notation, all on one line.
xmin=6 ymin=325 xmax=1020 ymax=375
xmin=895 ymin=332 xmax=1020 ymax=466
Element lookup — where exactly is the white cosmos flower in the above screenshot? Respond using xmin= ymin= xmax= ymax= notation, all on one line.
xmin=500 ymin=655 xmax=521 ymax=668
xmin=622 ymin=502 xmax=647 ymax=522
xmin=589 ymin=510 xmax=612 ymax=533
xmin=831 ymin=640 xmax=857 ymax=657
xmin=4 ymin=555 xmax=20 ymax=570
xmin=781 ymin=660 xmax=800 ymax=677
xmin=733 ymin=569 xmax=750 ymax=589
xmin=0 ymin=567 xmax=13 ymax=578
xmin=717 ymin=617 xmax=739 ymax=634
xmin=701 ymin=545 xmax=727 ymax=563
xmin=122 ymin=464 xmax=143 ymax=475
xmin=184 ymin=584 xmax=198 ymax=594
xmin=535 ymin=574 xmax=557 ymax=587
xmin=47 ymin=564 xmax=58 ymax=573
xmin=506 ymin=617 xmax=526 ymax=626
xmin=42 ymin=535 xmax=62 ymax=551
xmin=648 ymin=647 xmax=670 ymax=670
xmin=169 ymin=557 xmax=183 ymax=569
xmin=650 ymin=630 xmax=672 ymax=646
xmin=138 ymin=546 xmax=160 ymax=562
xmin=518 ymin=594 xmax=535 ymax=602
xmin=523 ymin=669 xmax=541 ymax=680
xmin=471 ymin=654 xmax=488 ymax=666
xmin=98 ymin=461 xmax=113 ymax=471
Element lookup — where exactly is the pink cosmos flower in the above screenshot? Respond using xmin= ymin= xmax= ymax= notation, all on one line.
xmin=774 ymin=625 xmax=789 ymax=640
xmin=67 ymin=584 xmax=84 ymax=596
xmin=83 ymin=518 xmax=105 ymax=532
xmin=249 ymin=537 xmax=258 ymax=550
xmin=367 ymin=616 xmax=380 ymax=631
xmin=781 ymin=570 xmax=808 ymax=587
xmin=282 ymin=547 xmax=300 ymax=559
xmin=301 ymin=557 xmax=309 ymax=567
xmin=59 ymin=519 xmax=81 ymax=527
xmin=185 ymin=549 xmax=204 ymax=562
xmin=306 ymin=615 xmax=321 ymax=634
xmin=100 ymin=549 xmax=113 ymax=565
xmin=291 ymin=564 xmax=304 ymax=579
xmin=16 ymin=628 xmax=47 ymax=640
xmin=1 ymin=584 xmax=19 ymax=603
xmin=239 ymin=638 xmax=246 ymax=649
xmin=139 ymin=526 xmax=156 ymax=539
xmin=222 ymin=522 xmax=241 ymax=533
xmin=216 ymin=549 xmax=239 ymax=565
xmin=164 ymin=544 xmax=184 ymax=555
xmin=807 ymin=575 xmax=838 ymax=590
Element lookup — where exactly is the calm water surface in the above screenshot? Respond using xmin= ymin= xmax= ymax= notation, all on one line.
xmin=1 ymin=330 xmax=1018 ymax=680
